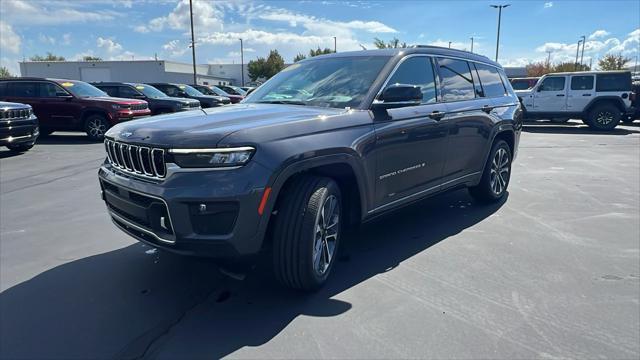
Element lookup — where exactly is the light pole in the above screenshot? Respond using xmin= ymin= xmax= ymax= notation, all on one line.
xmin=490 ymin=4 xmax=510 ymax=62
xmin=579 ymin=35 xmax=586 ymax=69
xmin=239 ymin=38 xmax=244 ymax=87
xmin=546 ymin=50 xmax=553 ymax=66
xmin=448 ymin=41 xmax=452 ymax=49
xmin=470 ymin=37 xmax=474 ymax=53
xmin=333 ymin=36 xmax=337 ymax=52
xmin=574 ymin=39 xmax=583 ymax=71
xmin=188 ymin=0 xmax=197 ymax=85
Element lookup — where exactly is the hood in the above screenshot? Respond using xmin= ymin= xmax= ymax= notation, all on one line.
xmin=194 ymin=95 xmax=228 ymax=102
xmin=151 ymin=97 xmax=199 ymax=105
xmin=106 ymin=103 xmax=346 ymax=147
xmin=85 ymin=96 xmax=147 ymax=105
xmin=0 ymin=101 xmax=31 ymax=109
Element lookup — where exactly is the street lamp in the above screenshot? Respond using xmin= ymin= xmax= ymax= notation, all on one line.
xmin=470 ymin=37 xmax=474 ymax=53
xmin=333 ymin=36 xmax=337 ymax=53
xmin=579 ymin=35 xmax=586 ymax=69
xmin=490 ymin=4 xmax=510 ymax=62
xmin=239 ymin=38 xmax=244 ymax=87
xmin=448 ymin=41 xmax=452 ymax=49
xmin=188 ymin=0 xmax=197 ymax=85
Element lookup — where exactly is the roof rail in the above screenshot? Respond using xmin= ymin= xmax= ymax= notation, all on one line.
xmin=409 ymin=44 xmax=492 ymax=61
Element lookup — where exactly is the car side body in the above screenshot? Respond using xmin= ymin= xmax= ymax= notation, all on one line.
xmin=98 ymin=47 xmax=522 ymax=289
xmin=93 ymin=82 xmax=201 ymax=115
xmin=147 ymin=83 xmax=230 ymax=108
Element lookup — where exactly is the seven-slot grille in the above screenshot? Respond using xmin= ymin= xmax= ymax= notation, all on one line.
xmin=0 ymin=108 xmax=31 ymax=119
xmin=104 ymin=139 xmax=166 ymax=178
xmin=130 ymin=103 xmax=148 ymax=111
xmin=188 ymin=102 xmax=200 ymax=108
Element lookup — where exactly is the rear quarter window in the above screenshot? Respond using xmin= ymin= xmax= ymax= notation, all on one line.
xmin=596 ymin=73 xmax=632 ymax=92
xmin=475 ymin=63 xmax=507 ymax=98
xmin=8 ymin=82 xmax=38 ymax=97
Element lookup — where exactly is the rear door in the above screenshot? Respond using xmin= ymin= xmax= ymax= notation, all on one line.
xmin=4 ymin=81 xmax=41 ymax=116
xmin=372 ymin=55 xmax=448 ymax=209
xmin=567 ymin=75 xmax=595 ymax=112
xmin=532 ymin=76 xmax=567 ymax=112
xmin=437 ymin=58 xmax=497 ymax=182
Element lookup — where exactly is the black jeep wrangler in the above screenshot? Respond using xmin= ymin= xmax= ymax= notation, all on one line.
xmin=98 ymin=47 xmax=522 ymax=290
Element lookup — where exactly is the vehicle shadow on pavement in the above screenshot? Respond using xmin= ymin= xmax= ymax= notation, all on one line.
xmin=0 ymin=189 xmax=505 ymax=359
xmin=523 ymin=120 xmax=640 ymax=135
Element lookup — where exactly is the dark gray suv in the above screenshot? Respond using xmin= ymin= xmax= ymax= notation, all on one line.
xmin=98 ymin=47 xmax=522 ymax=290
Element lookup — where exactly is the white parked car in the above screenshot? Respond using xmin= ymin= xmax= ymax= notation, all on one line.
xmin=515 ymin=71 xmax=634 ymax=130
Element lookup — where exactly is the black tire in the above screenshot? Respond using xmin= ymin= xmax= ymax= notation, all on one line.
xmin=586 ymin=103 xmax=621 ymax=131
xmin=84 ymin=114 xmax=110 ymax=141
xmin=6 ymin=143 xmax=34 ymax=152
xmin=39 ymin=129 xmax=54 ymax=136
xmin=272 ymin=175 xmax=342 ymax=291
xmin=469 ymin=140 xmax=512 ymax=203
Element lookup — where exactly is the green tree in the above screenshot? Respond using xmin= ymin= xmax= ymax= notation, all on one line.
xmin=293 ymin=53 xmax=307 ymax=62
xmin=309 ymin=47 xmax=333 ymax=57
xmin=526 ymin=61 xmax=551 ymax=77
xmin=598 ymin=53 xmax=631 ymax=70
xmin=0 ymin=66 xmax=14 ymax=78
xmin=373 ymin=37 xmax=407 ymax=49
xmin=30 ymin=52 xmax=66 ymax=61
xmin=248 ymin=50 xmax=285 ymax=81
xmin=82 ymin=56 xmax=102 ymax=61
xmin=551 ymin=61 xmax=590 ymax=73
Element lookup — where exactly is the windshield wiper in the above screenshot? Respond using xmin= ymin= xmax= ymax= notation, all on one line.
xmin=255 ymin=100 xmax=307 ymax=105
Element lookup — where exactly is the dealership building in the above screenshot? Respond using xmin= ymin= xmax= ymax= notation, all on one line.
xmin=19 ymin=60 xmax=249 ymax=86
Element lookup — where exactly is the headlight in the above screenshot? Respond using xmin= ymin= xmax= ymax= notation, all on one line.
xmin=169 ymin=147 xmax=255 ymax=168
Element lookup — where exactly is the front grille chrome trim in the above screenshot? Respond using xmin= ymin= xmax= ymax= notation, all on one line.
xmin=104 ymin=139 xmax=166 ymax=180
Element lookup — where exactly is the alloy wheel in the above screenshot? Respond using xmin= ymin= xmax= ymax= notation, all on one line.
xmin=596 ymin=111 xmax=614 ymax=125
xmin=312 ymin=194 xmax=339 ymax=276
xmin=490 ymin=148 xmax=510 ymax=196
xmin=87 ymin=119 xmax=107 ymax=138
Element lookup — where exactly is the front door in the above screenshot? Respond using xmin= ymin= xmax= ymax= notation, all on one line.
xmin=372 ymin=56 xmax=448 ymax=209
xmin=532 ymin=76 xmax=567 ymax=112
xmin=38 ymin=82 xmax=82 ymax=129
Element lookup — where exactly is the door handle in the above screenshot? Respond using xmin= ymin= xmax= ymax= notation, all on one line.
xmin=481 ymin=105 xmax=494 ymax=114
xmin=582 ymin=94 xmax=591 ymax=96
xmin=428 ymin=111 xmax=445 ymax=120
xmin=556 ymin=94 xmax=565 ymax=97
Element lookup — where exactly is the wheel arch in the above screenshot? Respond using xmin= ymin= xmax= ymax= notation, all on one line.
xmin=80 ymin=108 xmax=110 ymax=124
xmin=584 ymin=96 xmax=626 ymax=114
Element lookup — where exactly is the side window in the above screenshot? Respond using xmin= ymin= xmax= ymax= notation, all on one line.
xmin=39 ymin=82 xmax=68 ymax=97
xmin=118 ymin=86 xmax=141 ymax=98
xmin=8 ymin=82 xmax=38 ymax=97
xmin=437 ymin=57 xmax=475 ymax=101
xmin=571 ymin=76 xmax=594 ymax=90
xmin=475 ymin=63 xmax=507 ymax=97
xmin=596 ymin=73 xmax=631 ymax=92
xmin=539 ymin=77 xmax=565 ymax=91
xmin=162 ymin=86 xmax=178 ymax=96
xmin=98 ymin=86 xmax=118 ymax=97
xmin=386 ymin=56 xmax=437 ymax=104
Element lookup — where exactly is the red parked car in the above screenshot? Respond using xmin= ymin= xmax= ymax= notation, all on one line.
xmin=0 ymin=78 xmax=151 ymax=140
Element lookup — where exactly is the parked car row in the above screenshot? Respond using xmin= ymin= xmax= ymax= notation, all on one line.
xmin=0 ymin=78 xmax=247 ymax=146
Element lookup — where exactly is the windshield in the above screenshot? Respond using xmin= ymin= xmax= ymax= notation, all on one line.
xmin=179 ymin=85 xmax=204 ymax=97
xmin=60 ymin=81 xmax=108 ymax=98
xmin=195 ymin=86 xmax=215 ymax=95
xmin=211 ymin=86 xmax=230 ymax=96
xmin=135 ymin=84 xmax=168 ymax=98
xmin=229 ymin=86 xmax=247 ymax=96
xmin=245 ymin=56 xmax=390 ymax=109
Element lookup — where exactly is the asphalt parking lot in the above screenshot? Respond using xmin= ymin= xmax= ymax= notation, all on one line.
xmin=1 ymin=120 xmax=639 ymax=359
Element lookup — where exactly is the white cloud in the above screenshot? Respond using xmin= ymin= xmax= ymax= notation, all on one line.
xmin=0 ymin=0 xmax=120 ymax=26
xmin=429 ymin=39 xmax=476 ymax=52
xmin=134 ymin=0 xmax=223 ymax=33
xmin=588 ymin=30 xmax=610 ymax=40
xmin=62 ymin=33 xmax=72 ymax=46
xmin=0 ymin=21 xmax=21 ymax=54
xmin=38 ymin=33 xmax=56 ymax=45
xmin=97 ymin=37 xmax=123 ymax=54
xmin=162 ymin=39 xmax=189 ymax=57
xmin=259 ymin=9 xmax=397 ymax=35
xmin=544 ymin=2 xmax=553 ymax=8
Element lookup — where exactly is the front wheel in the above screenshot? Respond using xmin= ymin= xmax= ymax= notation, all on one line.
xmin=84 ymin=115 xmax=110 ymax=141
xmin=469 ymin=140 xmax=512 ymax=203
xmin=272 ymin=175 xmax=342 ymax=291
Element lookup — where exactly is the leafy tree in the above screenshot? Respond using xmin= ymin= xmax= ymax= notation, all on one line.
xmin=526 ymin=61 xmax=551 ymax=77
xmin=373 ymin=37 xmax=408 ymax=49
xmin=30 ymin=52 xmax=66 ymax=61
xmin=82 ymin=56 xmax=103 ymax=61
xmin=248 ymin=50 xmax=285 ymax=81
xmin=293 ymin=53 xmax=306 ymax=62
xmin=551 ymin=61 xmax=590 ymax=73
xmin=309 ymin=47 xmax=333 ymax=57
xmin=598 ymin=54 xmax=631 ymax=70
xmin=0 ymin=66 xmax=14 ymax=78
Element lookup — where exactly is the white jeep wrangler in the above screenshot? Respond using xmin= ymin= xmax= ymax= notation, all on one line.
xmin=515 ymin=71 xmax=634 ymax=130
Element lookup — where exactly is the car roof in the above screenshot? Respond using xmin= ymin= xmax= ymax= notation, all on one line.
xmin=543 ymin=70 xmax=631 ymax=76
xmin=0 ymin=77 xmax=84 ymax=83
xmin=305 ymin=46 xmax=499 ymax=67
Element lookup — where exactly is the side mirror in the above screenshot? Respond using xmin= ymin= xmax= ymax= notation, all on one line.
xmin=372 ymin=84 xmax=422 ymax=109
xmin=57 ymin=94 xmax=73 ymax=100
xmin=536 ymin=86 xmax=543 ymax=92
xmin=133 ymin=94 xmax=146 ymax=99
xmin=178 ymin=91 xmax=188 ymax=97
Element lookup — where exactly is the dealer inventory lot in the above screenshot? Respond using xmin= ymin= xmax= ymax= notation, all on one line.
xmin=0 ymin=122 xmax=639 ymax=358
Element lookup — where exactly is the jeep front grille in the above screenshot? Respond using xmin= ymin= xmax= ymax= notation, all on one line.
xmin=104 ymin=139 xmax=166 ymax=178
xmin=130 ymin=103 xmax=148 ymax=111
xmin=0 ymin=108 xmax=31 ymax=120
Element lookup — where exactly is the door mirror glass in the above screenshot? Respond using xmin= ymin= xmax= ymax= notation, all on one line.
xmin=378 ymin=84 xmax=422 ymax=105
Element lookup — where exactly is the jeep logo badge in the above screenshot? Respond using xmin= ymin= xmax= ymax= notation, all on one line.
xmin=120 ymin=131 xmax=133 ymax=138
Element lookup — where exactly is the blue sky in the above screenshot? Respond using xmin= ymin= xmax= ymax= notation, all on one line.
xmin=1 ymin=0 xmax=639 ymax=75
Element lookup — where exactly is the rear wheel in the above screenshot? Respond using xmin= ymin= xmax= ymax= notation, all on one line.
xmin=586 ymin=103 xmax=620 ymax=131
xmin=84 ymin=114 xmax=110 ymax=141
xmin=469 ymin=140 xmax=512 ymax=203
xmin=6 ymin=143 xmax=34 ymax=152
xmin=272 ymin=175 xmax=342 ymax=291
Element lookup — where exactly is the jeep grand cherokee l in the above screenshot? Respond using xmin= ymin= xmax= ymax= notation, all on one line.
xmin=148 ymin=83 xmax=230 ymax=108
xmin=99 ymin=47 xmax=522 ymax=290
xmin=93 ymin=82 xmax=201 ymax=115
xmin=0 ymin=78 xmax=151 ymax=140
xmin=192 ymin=84 xmax=244 ymax=104
xmin=0 ymin=101 xmax=39 ymax=152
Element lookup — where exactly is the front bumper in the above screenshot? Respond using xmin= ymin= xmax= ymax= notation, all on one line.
xmin=98 ymin=160 xmax=274 ymax=258
xmin=0 ymin=115 xmax=39 ymax=146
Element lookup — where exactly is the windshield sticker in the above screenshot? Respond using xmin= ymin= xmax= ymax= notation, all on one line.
xmin=179 ymin=85 xmax=186 ymax=89
xmin=135 ymin=86 xmax=145 ymax=90
xmin=61 ymin=82 xmax=74 ymax=87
